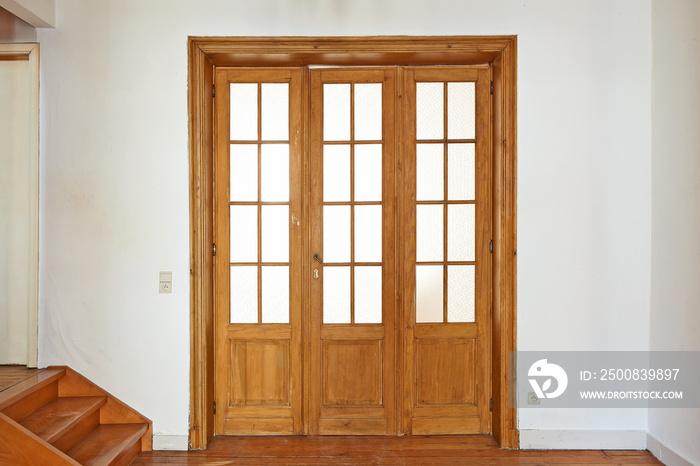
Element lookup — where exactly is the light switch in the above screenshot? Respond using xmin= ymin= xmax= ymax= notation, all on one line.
xmin=159 ymin=271 xmax=172 ymax=294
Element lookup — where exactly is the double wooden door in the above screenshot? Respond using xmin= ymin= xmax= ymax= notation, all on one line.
xmin=214 ymin=66 xmax=491 ymax=436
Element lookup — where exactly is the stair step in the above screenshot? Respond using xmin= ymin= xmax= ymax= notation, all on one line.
xmin=18 ymin=396 xmax=107 ymax=446
xmin=67 ymin=423 xmax=148 ymax=466
xmin=0 ymin=368 xmax=65 ymax=421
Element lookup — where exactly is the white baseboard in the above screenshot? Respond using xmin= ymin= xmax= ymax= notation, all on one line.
xmin=519 ymin=430 xmax=647 ymax=450
xmin=152 ymin=434 xmax=189 ymax=451
xmin=646 ymin=433 xmax=695 ymax=466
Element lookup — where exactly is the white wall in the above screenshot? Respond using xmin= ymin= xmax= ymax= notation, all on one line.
xmin=36 ymin=0 xmax=653 ymax=447
xmin=649 ymin=1 xmax=700 ymax=464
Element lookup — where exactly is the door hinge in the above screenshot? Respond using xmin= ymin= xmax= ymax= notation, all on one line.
xmin=489 ymin=239 xmax=493 ymax=254
xmin=213 ymin=401 xmax=217 ymax=414
xmin=213 ymin=84 xmax=216 ymax=98
xmin=489 ymin=398 xmax=493 ymax=412
xmin=213 ymin=243 xmax=217 ymax=257
xmin=490 ymin=81 xmax=493 ymax=95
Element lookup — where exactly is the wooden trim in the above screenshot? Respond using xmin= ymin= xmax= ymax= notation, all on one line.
xmin=189 ymin=36 xmax=517 ymax=449
xmin=0 ymin=43 xmax=39 ymax=368
xmin=188 ymin=39 xmax=215 ymax=450
xmin=491 ymin=39 xmax=519 ymax=449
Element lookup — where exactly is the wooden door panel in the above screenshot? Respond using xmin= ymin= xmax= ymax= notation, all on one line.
xmin=214 ymin=68 xmax=303 ymax=436
xmin=323 ymin=340 xmax=382 ymax=406
xmin=229 ymin=340 xmax=290 ymax=406
xmin=309 ymin=68 xmax=397 ymax=435
xmin=415 ymin=338 xmax=475 ymax=405
xmin=402 ymin=66 xmax=492 ymax=435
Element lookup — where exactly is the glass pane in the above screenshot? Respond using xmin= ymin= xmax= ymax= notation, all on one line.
xmin=323 ymin=266 xmax=350 ymax=323
xmin=448 ymin=143 xmax=475 ymax=201
xmin=448 ymin=204 xmax=475 ymax=262
xmin=416 ymin=205 xmax=443 ymax=262
xmin=230 ymin=266 xmax=258 ymax=323
xmin=447 ymin=82 xmax=475 ymax=140
xmin=230 ymin=206 xmax=257 ymax=263
xmin=230 ymin=83 xmax=258 ymax=141
xmin=354 ymin=83 xmax=382 ymax=141
xmin=261 ymin=144 xmax=289 ymax=202
xmin=417 ymin=143 xmax=444 ymax=201
xmin=262 ymin=205 xmax=289 ymax=262
xmin=324 ymin=206 xmax=350 ymax=262
xmin=416 ymin=265 xmax=443 ymax=323
xmin=354 ymin=205 xmax=382 ymax=262
xmin=324 ymin=144 xmax=350 ymax=202
xmin=416 ymin=82 xmax=443 ymax=140
xmin=262 ymin=266 xmax=289 ymax=323
xmin=324 ymin=84 xmax=350 ymax=141
xmin=448 ymin=265 xmax=474 ymax=323
xmin=354 ymin=144 xmax=382 ymax=202
xmin=261 ymin=83 xmax=289 ymax=141
xmin=355 ymin=266 xmax=382 ymax=323
xmin=230 ymin=144 xmax=258 ymax=202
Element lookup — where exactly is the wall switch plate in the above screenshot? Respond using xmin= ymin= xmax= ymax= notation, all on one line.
xmin=159 ymin=271 xmax=172 ymax=294
xmin=527 ymin=392 xmax=540 ymax=405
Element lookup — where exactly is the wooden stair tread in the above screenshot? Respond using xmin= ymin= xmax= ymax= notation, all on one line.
xmin=0 ymin=368 xmax=65 ymax=411
xmin=19 ymin=396 xmax=107 ymax=443
xmin=67 ymin=423 xmax=148 ymax=466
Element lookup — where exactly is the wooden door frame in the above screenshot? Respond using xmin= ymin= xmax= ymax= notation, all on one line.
xmin=188 ymin=36 xmax=517 ymax=450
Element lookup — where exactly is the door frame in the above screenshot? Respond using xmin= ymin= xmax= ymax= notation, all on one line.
xmin=0 ymin=43 xmax=39 ymax=368
xmin=188 ymin=36 xmax=517 ymax=450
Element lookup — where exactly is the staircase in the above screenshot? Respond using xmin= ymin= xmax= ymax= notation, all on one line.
xmin=0 ymin=366 xmax=152 ymax=465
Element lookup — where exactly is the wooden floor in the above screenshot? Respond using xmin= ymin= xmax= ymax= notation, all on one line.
xmin=0 ymin=365 xmax=39 ymax=392
xmin=134 ymin=436 xmax=663 ymax=465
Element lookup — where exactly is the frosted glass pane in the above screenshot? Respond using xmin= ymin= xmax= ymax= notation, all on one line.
xmin=324 ymin=206 xmax=350 ymax=262
xmin=230 ymin=83 xmax=257 ymax=141
xmin=230 ymin=206 xmax=257 ymax=263
xmin=447 ymin=82 xmax=475 ymax=140
xmin=447 ymin=144 xmax=475 ymax=201
xmin=354 ymin=83 xmax=382 ymax=141
xmin=355 ymin=266 xmax=382 ymax=323
xmin=261 ymin=83 xmax=288 ymax=141
xmin=416 ymin=205 xmax=443 ymax=262
xmin=354 ymin=205 xmax=382 ymax=262
xmin=448 ymin=266 xmax=474 ymax=323
xmin=262 ymin=266 xmax=289 ymax=323
xmin=230 ymin=266 xmax=258 ymax=323
xmin=354 ymin=144 xmax=382 ymax=202
xmin=230 ymin=144 xmax=258 ymax=202
xmin=417 ymin=144 xmax=444 ymax=201
xmin=324 ymin=84 xmax=350 ymax=141
xmin=324 ymin=145 xmax=350 ymax=202
xmin=448 ymin=204 xmax=475 ymax=262
xmin=261 ymin=144 xmax=289 ymax=202
xmin=416 ymin=82 xmax=443 ymax=140
xmin=416 ymin=265 xmax=443 ymax=323
xmin=262 ymin=205 xmax=289 ymax=262
xmin=324 ymin=267 xmax=350 ymax=323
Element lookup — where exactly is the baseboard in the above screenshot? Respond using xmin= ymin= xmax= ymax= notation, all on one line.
xmin=647 ymin=433 xmax=695 ymax=466
xmin=519 ymin=430 xmax=647 ymax=450
xmin=152 ymin=434 xmax=189 ymax=451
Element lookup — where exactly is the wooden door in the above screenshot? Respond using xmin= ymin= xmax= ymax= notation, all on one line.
xmin=401 ymin=66 xmax=492 ymax=435
xmin=214 ymin=68 xmax=304 ymax=435
xmin=213 ymin=64 xmax=491 ymax=437
xmin=308 ymin=68 xmax=397 ymax=435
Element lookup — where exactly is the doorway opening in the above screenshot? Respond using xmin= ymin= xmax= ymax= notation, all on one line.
xmin=189 ymin=36 xmax=517 ymax=450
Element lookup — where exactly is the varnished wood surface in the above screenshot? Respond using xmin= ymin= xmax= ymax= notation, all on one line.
xmin=0 ymin=366 xmax=40 ymax=393
xmin=134 ymin=435 xmax=662 ymax=465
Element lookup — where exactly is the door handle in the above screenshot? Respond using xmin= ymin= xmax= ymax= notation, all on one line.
xmin=313 ymin=254 xmax=323 ymax=265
